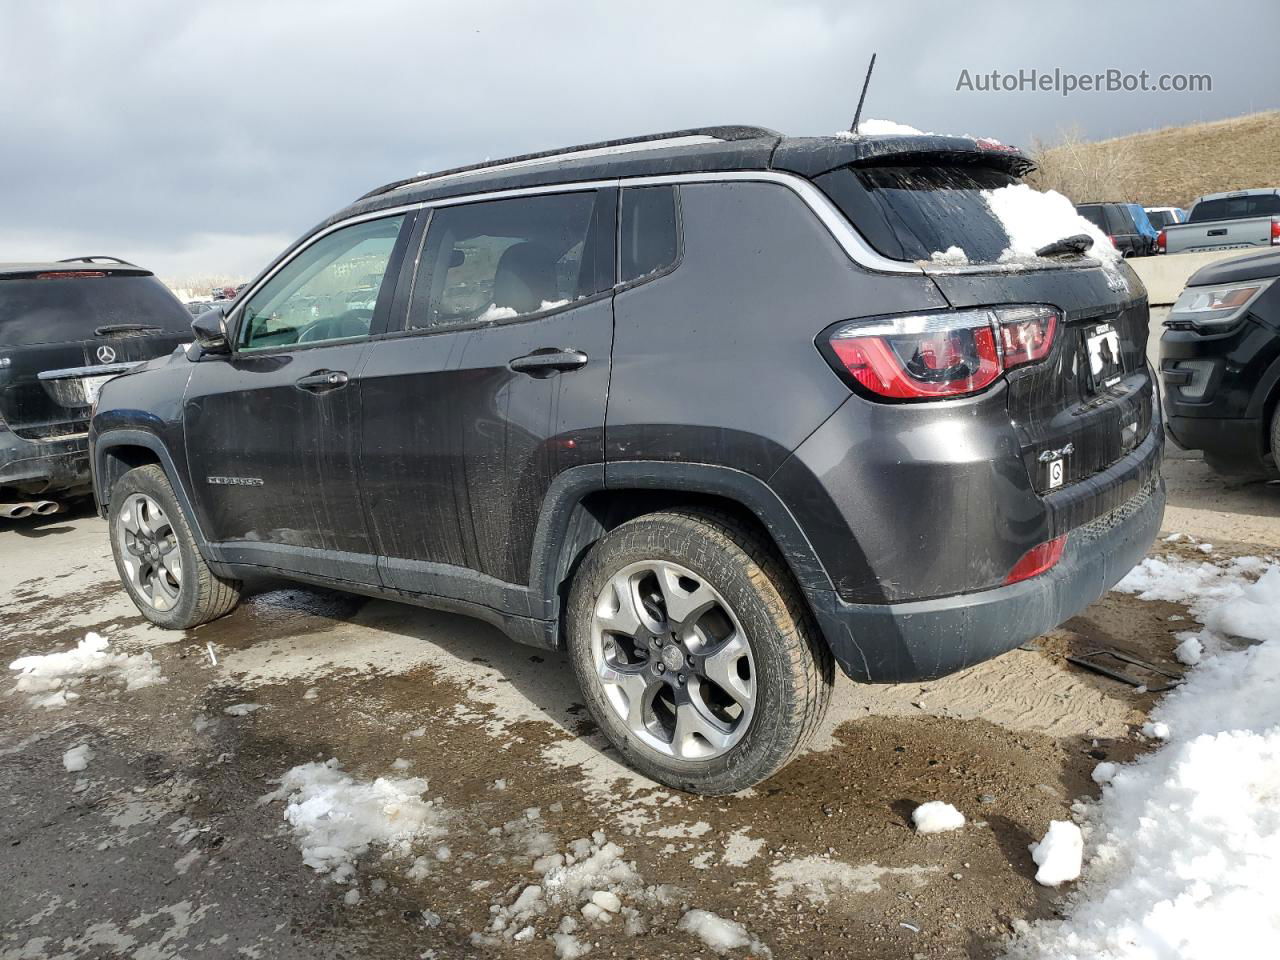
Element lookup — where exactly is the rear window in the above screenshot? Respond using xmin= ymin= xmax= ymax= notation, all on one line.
xmin=1189 ymin=194 xmax=1280 ymax=223
xmin=0 ymin=274 xmax=191 ymax=347
xmin=1077 ymin=205 xmax=1106 ymax=230
xmin=817 ymin=164 xmax=1024 ymax=263
xmin=1145 ymin=209 xmax=1175 ymax=229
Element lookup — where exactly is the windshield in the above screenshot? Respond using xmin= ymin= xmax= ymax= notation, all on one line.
xmin=1189 ymin=194 xmax=1280 ymax=223
xmin=818 ymin=164 xmax=1028 ymax=263
xmin=0 ymin=274 xmax=191 ymax=347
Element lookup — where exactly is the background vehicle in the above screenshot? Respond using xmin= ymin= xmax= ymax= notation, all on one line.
xmin=1126 ymin=203 xmax=1161 ymax=253
xmin=1075 ymin=202 xmax=1157 ymax=257
xmin=91 ymin=126 xmax=1163 ymax=793
xmin=1144 ymin=206 xmax=1187 ymax=231
xmin=1161 ymin=188 xmax=1280 ymax=255
xmin=185 ymin=300 xmax=220 ymax=317
xmin=1161 ymin=248 xmax=1280 ymax=476
xmin=1 ymin=259 xmax=193 ymax=517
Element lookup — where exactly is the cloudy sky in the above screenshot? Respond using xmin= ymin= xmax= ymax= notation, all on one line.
xmin=1 ymin=0 xmax=1275 ymax=281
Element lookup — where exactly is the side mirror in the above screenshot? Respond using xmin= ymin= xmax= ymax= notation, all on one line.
xmin=191 ymin=307 xmax=231 ymax=357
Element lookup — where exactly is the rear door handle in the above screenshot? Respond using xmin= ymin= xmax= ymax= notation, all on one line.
xmin=509 ymin=349 xmax=588 ymax=376
xmin=295 ymin=369 xmax=350 ymax=392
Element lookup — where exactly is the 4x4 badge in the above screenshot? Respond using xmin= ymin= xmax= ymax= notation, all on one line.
xmin=96 ymin=345 xmax=117 ymax=363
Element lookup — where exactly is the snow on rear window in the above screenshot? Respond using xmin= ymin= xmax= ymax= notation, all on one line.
xmin=981 ymin=183 xmax=1119 ymax=263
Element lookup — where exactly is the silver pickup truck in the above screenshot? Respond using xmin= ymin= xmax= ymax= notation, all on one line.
xmin=1161 ymin=188 xmax=1280 ymax=254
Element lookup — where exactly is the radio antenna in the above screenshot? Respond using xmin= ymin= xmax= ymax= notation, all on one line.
xmin=849 ymin=53 xmax=878 ymax=134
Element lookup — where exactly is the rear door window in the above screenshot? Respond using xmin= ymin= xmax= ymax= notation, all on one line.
xmin=1189 ymin=194 xmax=1280 ymax=222
xmin=407 ymin=191 xmax=612 ymax=331
xmin=620 ymin=186 xmax=679 ymax=283
xmin=0 ymin=274 xmax=191 ymax=348
xmin=1105 ymin=206 xmax=1134 ymax=235
xmin=1076 ymin=206 xmax=1106 ymax=231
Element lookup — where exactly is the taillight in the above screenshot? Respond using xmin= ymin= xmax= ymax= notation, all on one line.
xmin=1157 ymin=229 xmax=1166 ymax=253
xmin=825 ymin=305 xmax=1060 ymax=400
xmin=1005 ymin=535 xmax=1066 ymax=584
xmin=1271 ymin=219 xmax=1279 ymax=245
xmin=35 ymin=271 xmax=106 ymax=279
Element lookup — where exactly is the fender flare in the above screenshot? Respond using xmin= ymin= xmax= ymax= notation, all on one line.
xmin=525 ymin=460 xmax=838 ymax=619
xmin=93 ymin=428 xmax=211 ymax=550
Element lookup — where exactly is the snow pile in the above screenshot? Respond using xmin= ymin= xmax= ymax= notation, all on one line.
xmin=1114 ymin=554 xmax=1268 ymax=618
xmin=838 ymin=118 xmax=926 ymax=137
xmin=262 ymin=759 xmax=446 ymax=884
xmin=1029 ymin=821 xmax=1083 ymax=887
xmin=62 ymin=744 xmax=94 ymax=772
xmin=678 ymin=909 xmax=769 ymax=956
xmin=476 ymin=299 xmax=569 ymax=323
xmin=912 ymin=801 xmax=966 ymax=834
xmin=981 ymin=183 xmax=1119 ymax=263
xmin=1005 ymin=553 xmax=1280 ymax=959
xmin=223 ymin=703 xmax=264 ymax=716
xmin=8 ymin=632 xmax=163 ymax=708
xmin=930 ymin=245 xmax=969 ymax=265
xmin=479 ymin=831 xmax=677 ymax=954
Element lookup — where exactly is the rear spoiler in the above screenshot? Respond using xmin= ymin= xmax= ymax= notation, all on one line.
xmin=771 ymin=135 xmax=1035 ymax=179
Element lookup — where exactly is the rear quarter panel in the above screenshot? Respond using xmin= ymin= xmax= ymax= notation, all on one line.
xmin=606 ymin=179 xmax=948 ymax=477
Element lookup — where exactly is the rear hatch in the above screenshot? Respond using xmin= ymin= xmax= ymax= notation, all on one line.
xmin=0 ymin=267 xmax=193 ymax=440
xmin=811 ymin=151 xmax=1155 ymax=525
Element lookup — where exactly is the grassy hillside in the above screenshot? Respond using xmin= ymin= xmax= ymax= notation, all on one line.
xmin=1028 ymin=110 xmax=1280 ymax=208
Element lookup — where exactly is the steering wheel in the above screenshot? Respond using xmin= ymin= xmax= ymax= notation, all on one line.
xmin=297 ymin=308 xmax=374 ymax=344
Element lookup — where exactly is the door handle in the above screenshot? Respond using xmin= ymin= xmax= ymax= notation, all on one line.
xmin=509 ymin=349 xmax=588 ymax=376
xmin=295 ymin=369 xmax=350 ymax=392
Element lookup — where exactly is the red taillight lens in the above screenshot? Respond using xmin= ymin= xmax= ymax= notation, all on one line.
xmin=1157 ymin=229 xmax=1167 ymax=252
xmin=996 ymin=306 xmax=1058 ymax=368
xmin=826 ymin=305 xmax=1060 ymax=400
xmin=35 ymin=270 xmax=106 ymax=279
xmin=1271 ymin=219 xmax=1279 ymax=245
xmin=1005 ymin=535 xmax=1066 ymax=584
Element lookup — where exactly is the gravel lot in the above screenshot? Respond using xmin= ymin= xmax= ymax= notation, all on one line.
xmin=2 ymin=450 xmax=1276 ymax=960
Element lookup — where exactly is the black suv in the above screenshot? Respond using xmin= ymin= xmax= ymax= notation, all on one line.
xmin=1075 ymin=203 xmax=1157 ymax=258
xmin=90 ymin=127 xmax=1164 ymax=793
xmin=1 ymin=259 xmax=194 ymax=518
xmin=1161 ymin=248 xmax=1280 ymax=476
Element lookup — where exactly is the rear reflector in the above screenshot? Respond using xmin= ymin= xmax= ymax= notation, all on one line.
xmin=825 ymin=305 xmax=1060 ymax=400
xmin=35 ymin=271 xmax=106 ymax=279
xmin=1005 ymin=536 xmax=1066 ymax=584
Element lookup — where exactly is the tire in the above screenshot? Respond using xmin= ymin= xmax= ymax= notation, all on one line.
xmin=565 ymin=509 xmax=834 ymax=795
xmin=108 ymin=465 xmax=241 ymax=629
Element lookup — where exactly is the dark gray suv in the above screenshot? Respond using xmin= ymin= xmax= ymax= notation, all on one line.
xmin=89 ymin=126 xmax=1164 ymax=793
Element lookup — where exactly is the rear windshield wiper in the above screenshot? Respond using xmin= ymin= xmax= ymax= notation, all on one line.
xmin=94 ymin=323 xmax=166 ymax=336
xmin=1034 ymin=234 xmax=1094 ymax=258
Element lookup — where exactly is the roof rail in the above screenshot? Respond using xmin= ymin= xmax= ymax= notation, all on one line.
xmin=58 ymin=256 xmax=139 ymax=267
xmin=359 ymin=125 xmax=781 ymax=201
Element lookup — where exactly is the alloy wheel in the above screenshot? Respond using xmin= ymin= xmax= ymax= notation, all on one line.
xmin=590 ymin=560 xmax=756 ymax=761
xmin=116 ymin=494 xmax=183 ymax=611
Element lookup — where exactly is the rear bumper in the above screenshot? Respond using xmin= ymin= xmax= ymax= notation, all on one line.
xmin=0 ymin=426 xmax=91 ymax=497
xmin=813 ymin=470 xmax=1165 ymax=683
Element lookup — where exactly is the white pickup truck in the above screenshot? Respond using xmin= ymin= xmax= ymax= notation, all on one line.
xmin=1161 ymin=188 xmax=1280 ymax=255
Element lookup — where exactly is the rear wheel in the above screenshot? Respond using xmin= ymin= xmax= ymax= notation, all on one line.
xmin=566 ymin=509 xmax=833 ymax=795
xmin=109 ymin=465 xmax=241 ymax=629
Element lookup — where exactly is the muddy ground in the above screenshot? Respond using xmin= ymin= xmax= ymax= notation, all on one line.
xmin=2 ymin=447 xmax=1277 ymax=960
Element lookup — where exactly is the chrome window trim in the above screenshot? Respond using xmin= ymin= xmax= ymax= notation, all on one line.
xmin=235 ymin=170 xmax=921 ymax=316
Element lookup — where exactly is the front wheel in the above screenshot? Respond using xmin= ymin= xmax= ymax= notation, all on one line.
xmin=109 ymin=465 xmax=241 ymax=629
xmin=566 ymin=510 xmax=833 ymax=795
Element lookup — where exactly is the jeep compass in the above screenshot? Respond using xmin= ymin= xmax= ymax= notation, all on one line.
xmin=90 ymin=126 xmax=1164 ymax=794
